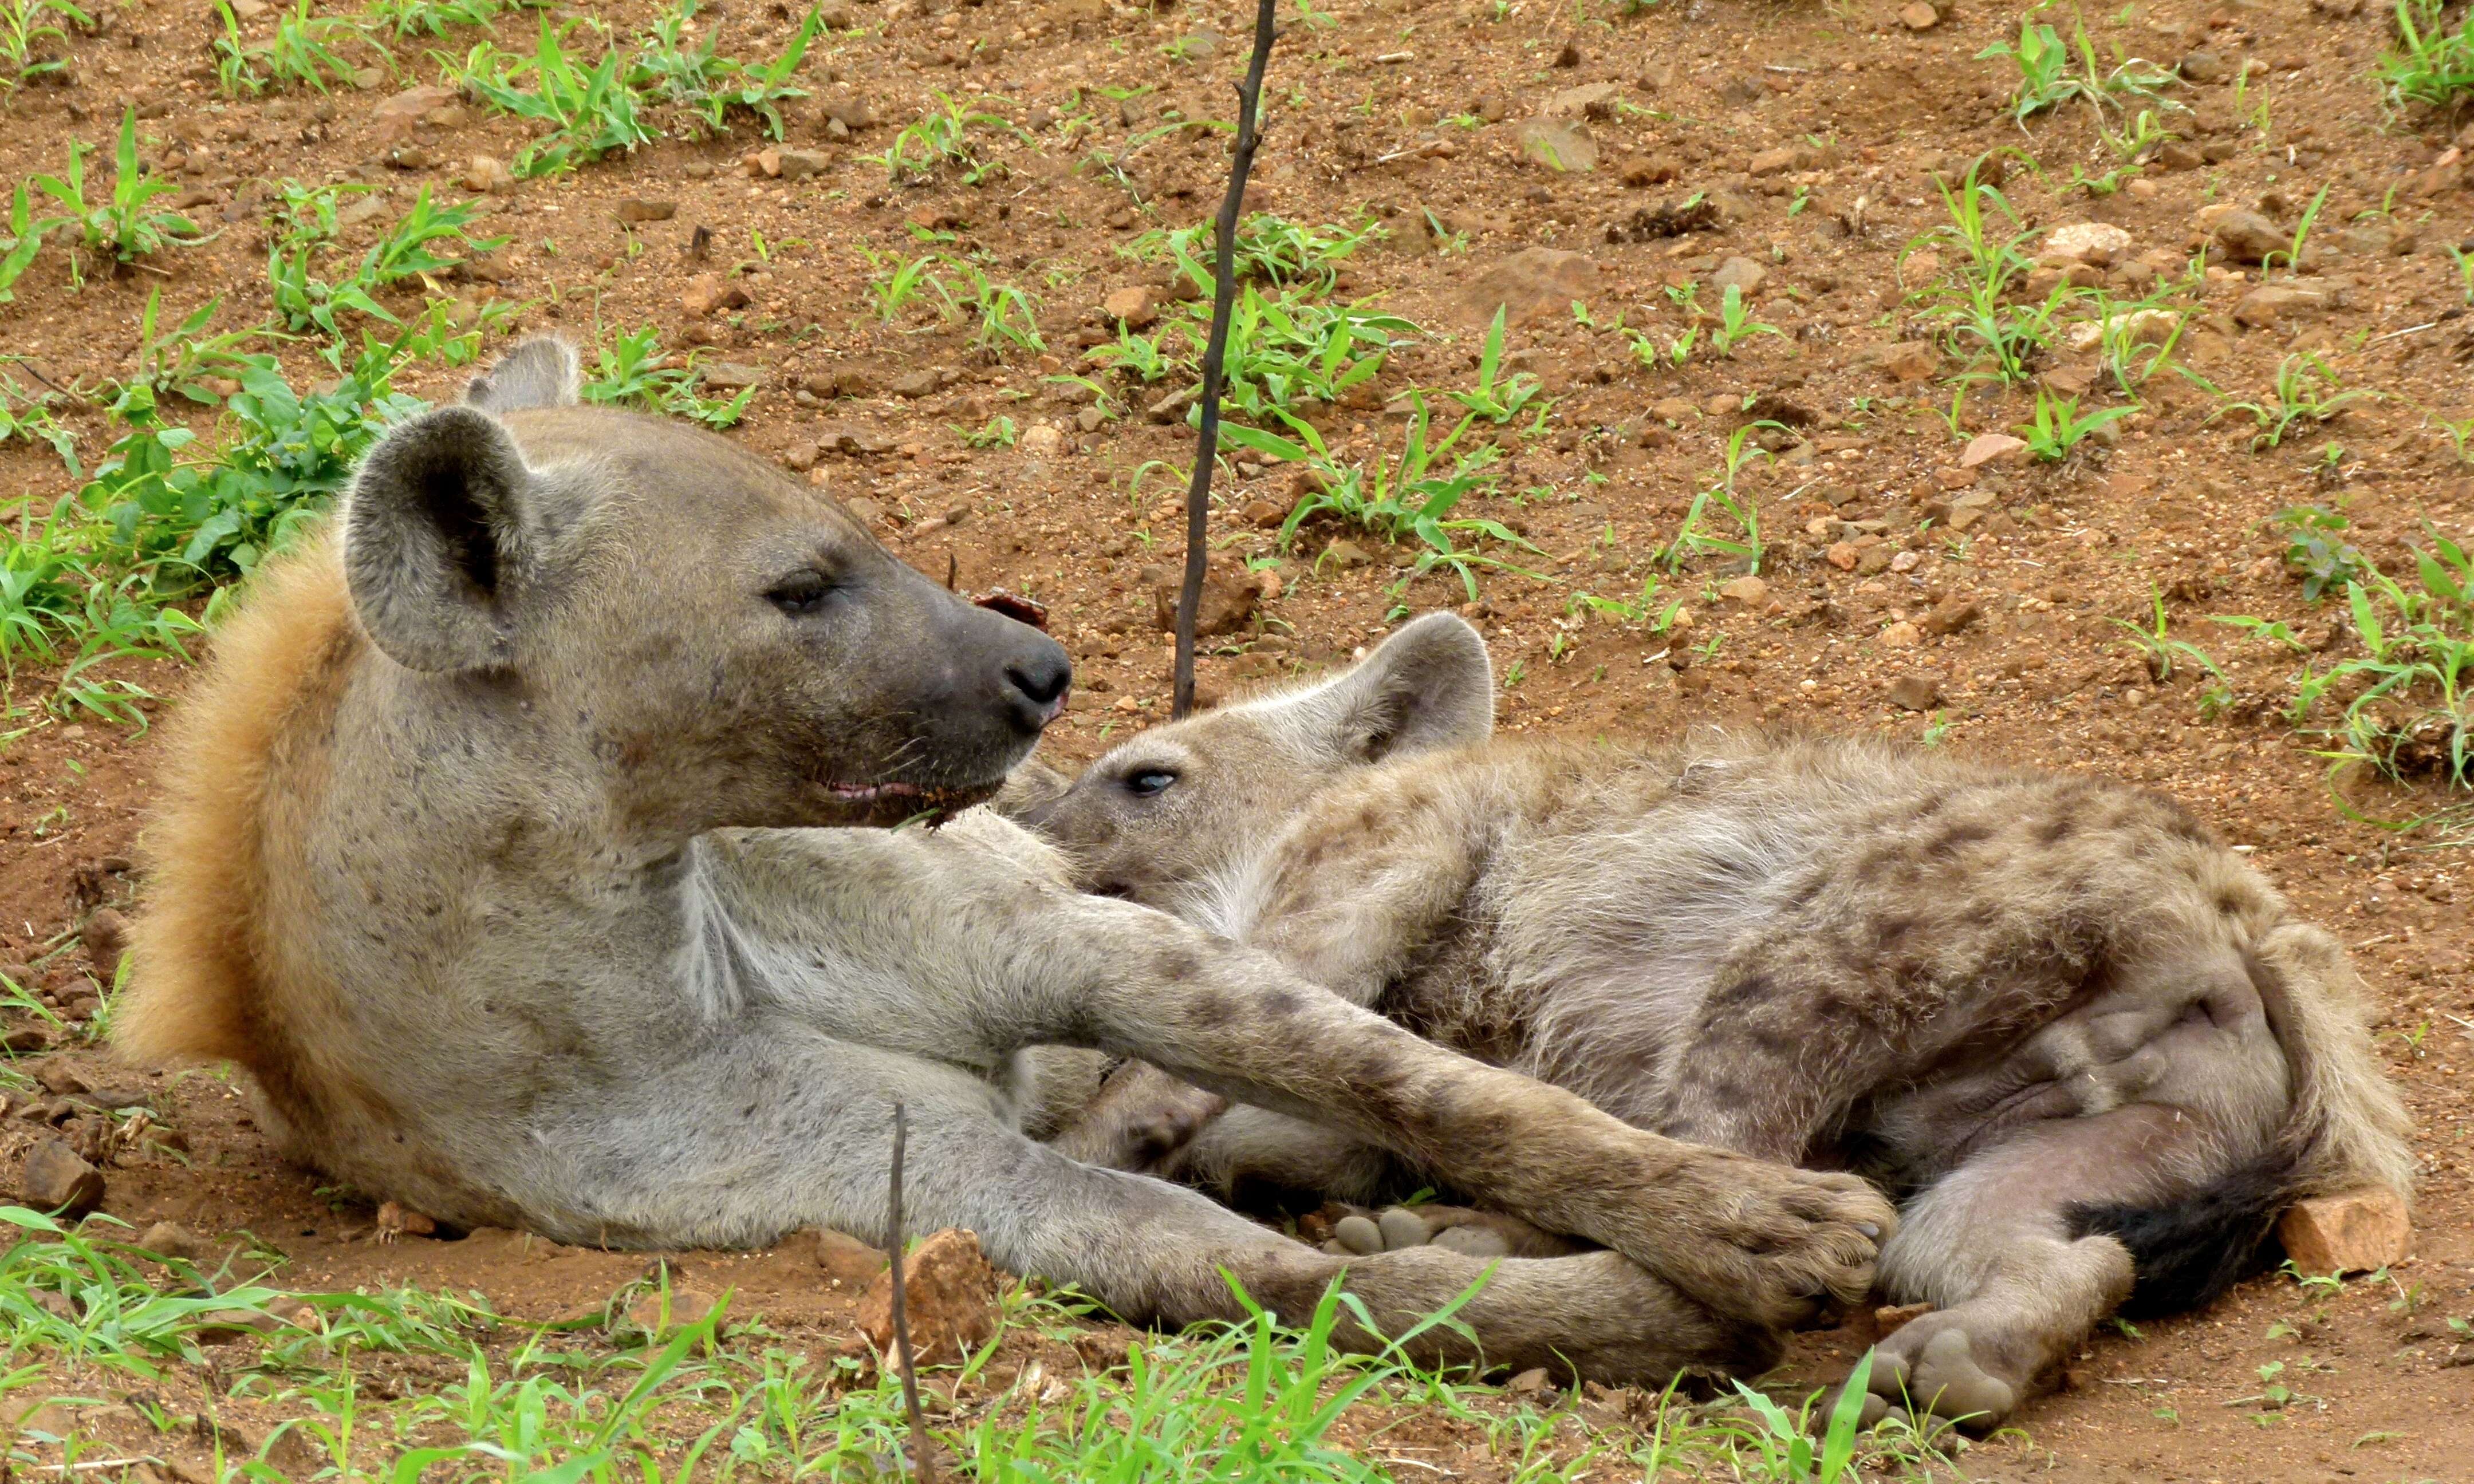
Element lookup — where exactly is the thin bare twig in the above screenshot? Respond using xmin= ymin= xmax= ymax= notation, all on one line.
xmin=888 ymin=1101 xmax=936 ymax=1484
xmin=1173 ymin=0 xmax=1279 ymax=720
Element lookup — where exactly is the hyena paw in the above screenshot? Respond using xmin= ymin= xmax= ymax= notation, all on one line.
xmin=1649 ymin=1158 xmax=1895 ymax=1332
xmin=1839 ymin=1320 xmax=2022 ymax=1434
xmin=1050 ymin=1083 xmax=1228 ymax=1173
xmin=1320 ymin=1204 xmax=1588 ymax=1260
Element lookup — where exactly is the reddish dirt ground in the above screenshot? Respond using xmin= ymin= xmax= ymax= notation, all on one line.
xmin=2 ymin=0 xmax=2471 ymax=1478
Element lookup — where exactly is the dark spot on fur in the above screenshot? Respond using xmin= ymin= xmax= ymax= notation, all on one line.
xmin=1873 ymin=915 xmax=1917 ymax=948
xmin=1927 ymin=820 xmax=1995 ymax=858
xmin=1262 ymin=989 xmax=1303 ymax=1017
xmin=2036 ymin=814 xmax=2075 ymax=844
xmin=1708 ymin=972 xmax=1772 ymax=1008
xmin=1155 ymin=947 xmax=1200 ymax=982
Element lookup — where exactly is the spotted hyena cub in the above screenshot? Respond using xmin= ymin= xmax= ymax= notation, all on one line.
xmin=1011 ymin=613 xmax=2412 ymax=1429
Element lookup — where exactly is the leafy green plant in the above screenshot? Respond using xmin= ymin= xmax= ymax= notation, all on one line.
xmin=1204 ymin=289 xmax=1416 ymax=420
xmin=269 ymin=186 xmax=505 ymax=336
xmin=2292 ymin=538 xmax=2472 ymax=789
xmin=30 ymin=108 xmax=212 ymax=282
xmin=949 ymin=262 xmax=1046 ymax=355
xmin=267 ymin=177 xmax=380 ymax=249
xmin=955 ymin=414 xmax=1017 ymax=448
xmin=873 ymin=92 xmax=1024 ymax=183
xmin=2113 ymin=584 xmax=2229 ymax=696
xmin=2273 ymin=504 xmax=2373 ymax=600
xmin=1126 ymin=211 xmax=1384 ymax=295
xmin=102 ymin=291 xmax=262 ymax=425
xmin=2014 ymin=386 xmax=2134 ymax=461
xmin=0 ymin=183 xmax=51 ymax=303
xmin=2209 ymin=353 xmax=2371 ymax=451
xmin=366 ymin=0 xmax=503 ymax=39
xmin=0 ymin=370 xmax=77 ymax=474
xmin=212 ymin=0 xmax=371 ymax=96
xmin=1224 ymin=397 xmax=1541 ymax=600
xmin=2380 ymin=0 xmax=2474 ymax=113
xmin=1978 ymin=15 xmax=2176 ymax=126
xmin=458 ymin=15 xmax=655 ymax=176
xmin=0 ymin=0 xmax=89 ymax=85
xmin=579 ymin=325 xmax=753 ymax=428
xmin=1902 ymin=159 xmax=2071 ymax=385
xmin=1439 ymin=306 xmax=1547 ymax=425
xmin=1661 ymin=424 xmax=1771 ymax=573
xmin=1568 ymin=573 xmax=1683 ymax=632
xmin=2265 ymin=183 xmax=2331 ymax=274
xmin=1711 ymin=282 xmax=1782 ymax=356
xmin=628 ymin=0 xmax=821 ymax=140
xmin=854 ymin=244 xmax=956 ymax=323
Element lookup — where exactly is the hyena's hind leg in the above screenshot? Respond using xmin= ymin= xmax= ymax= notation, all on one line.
xmin=1853 ymin=1102 xmax=2264 ymax=1432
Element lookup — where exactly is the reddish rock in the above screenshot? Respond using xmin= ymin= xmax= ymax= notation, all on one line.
xmin=857 ymin=1228 xmax=1002 ymax=1366
xmin=2278 ymin=1189 xmax=2410 ymax=1274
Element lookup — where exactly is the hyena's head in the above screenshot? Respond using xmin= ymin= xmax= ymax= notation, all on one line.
xmin=1013 ymin=613 xmax=1493 ymax=906
xmin=341 ymin=337 xmax=1071 ymax=836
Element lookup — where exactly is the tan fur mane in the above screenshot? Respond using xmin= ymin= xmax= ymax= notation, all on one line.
xmin=119 ymin=528 xmax=361 ymax=1087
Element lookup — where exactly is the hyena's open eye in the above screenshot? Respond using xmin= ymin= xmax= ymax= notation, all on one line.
xmin=1122 ymin=767 xmax=1177 ymax=798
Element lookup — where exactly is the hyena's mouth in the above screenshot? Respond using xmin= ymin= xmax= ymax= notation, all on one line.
xmin=820 ymin=775 xmax=1007 ymax=824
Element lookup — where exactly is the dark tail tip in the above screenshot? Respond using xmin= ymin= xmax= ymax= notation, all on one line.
xmin=2065 ymin=1146 xmax=2303 ymax=1319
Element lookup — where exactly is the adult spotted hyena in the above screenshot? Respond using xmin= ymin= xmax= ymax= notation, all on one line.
xmin=1015 ymin=613 xmax=2413 ymax=1427
xmin=115 ymin=340 xmax=1893 ymax=1386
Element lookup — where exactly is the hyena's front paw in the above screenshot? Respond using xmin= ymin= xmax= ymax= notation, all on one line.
xmin=1049 ymin=1074 xmax=1228 ymax=1174
xmin=1638 ymin=1154 xmax=1894 ymax=1332
xmin=1321 ymin=1203 xmax=1589 ymax=1260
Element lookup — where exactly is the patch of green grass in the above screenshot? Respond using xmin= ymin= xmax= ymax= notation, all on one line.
xmin=101 ymin=290 xmax=262 ymax=427
xmin=1438 ymin=306 xmax=1549 ymax=427
xmin=2014 ymin=385 xmax=2133 ymax=461
xmin=580 ymin=324 xmax=753 ymax=428
xmin=2203 ymin=352 xmax=2373 ymax=451
xmin=26 ymin=108 xmax=214 ymax=285
xmin=1662 ymin=424 xmax=1772 ymax=574
xmin=628 ymin=0 xmax=822 ymax=141
xmin=212 ymin=0 xmax=373 ymax=96
xmin=267 ymin=184 xmax=505 ymax=338
xmin=2380 ymin=0 xmax=2474 ymax=113
xmin=1125 ymin=211 xmax=1385 ymax=295
xmin=1902 ymin=158 xmax=2074 ymax=386
xmin=1711 ymin=282 xmax=1782 ymax=357
xmin=1977 ymin=14 xmax=2175 ymax=127
xmin=873 ymin=91 xmax=1026 ymax=183
xmin=456 ymin=15 xmax=654 ymax=176
xmin=2294 ymin=537 xmax=2473 ymax=790
xmin=0 ymin=0 xmax=88 ymax=86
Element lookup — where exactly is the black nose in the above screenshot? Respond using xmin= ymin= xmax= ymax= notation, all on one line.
xmin=1002 ymin=638 xmax=1072 ymax=731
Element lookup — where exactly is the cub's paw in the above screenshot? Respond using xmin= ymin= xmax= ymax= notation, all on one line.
xmin=1640 ymin=1157 xmax=1896 ymax=1332
xmin=1835 ymin=1317 xmax=2024 ymax=1434
xmin=1321 ymin=1204 xmax=1587 ymax=1260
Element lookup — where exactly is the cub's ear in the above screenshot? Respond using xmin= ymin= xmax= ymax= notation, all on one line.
xmin=342 ymin=406 xmax=541 ymax=673
xmin=464 ymin=337 xmax=580 ymax=413
xmin=988 ymin=755 xmax=1075 ymax=828
xmin=1323 ymin=611 xmax=1495 ymax=761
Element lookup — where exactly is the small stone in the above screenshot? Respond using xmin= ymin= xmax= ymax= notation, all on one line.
xmin=2044 ymin=222 xmax=2133 ymax=266
xmin=459 ymin=155 xmax=511 ymax=194
xmin=616 ymin=199 xmax=678 ymax=223
xmin=856 ymin=1229 xmax=1003 ymax=1367
xmin=19 ymin=1138 xmax=103 ymax=1217
xmin=1917 ymin=596 xmax=1981 ymax=637
xmin=2277 ymin=1189 xmax=2410 ymax=1275
xmin=82 ymin=909 xmax=129 ymax=974
xmin=137 ymin=1221 xmax=211 ymax=1262
xmin=2209 ymin=210 xmax=2285 ymax=265
xmin=892 ymin=369 xmax=944 ymax=401
xmin=1887 ymin=674 xmax=1942 ymax=712
xmin=1513 ymin=118 xmax=1597 ymax=173
xmin=1825 ymin=542 xmax=1861 ymax=571
xmin=1747 ymin=146 xmax=1802 ymax=177
xmin=371 ymin=84 xmax=456 ymax=139
xmin=783 ymin=441 xmax=821 ymax=472
xmin=2233 ymin=284 xmax=2330 ymax=328
xmin=681 ymin=274 xmax=753 ymax=317
xmin=32 ymin=1060 xmax=88 ymax=1096
xmin=1718 ymin=575 xmax=1770 ymax=606
xmin=1101 ymin=285 xmax=1159 ymax=328
xmin=1878 ymin=621 xmax=1921 ymax=649
xmin=701 ymin=362 xmax=763 ymax=391
xmin=2180 ymin=49 xmax=2230 ymax=85
xmin=845 ymin=496 xmax=886 ymax=526
xmin=1899 ymin=0 xmax=1941 ymax=25
xmin=1959 ymin=433 xmax=2027 ymax=469
xmin=1507 ymin=1365 xmax=1554 ymax=1396
xmin=1541 ymin=82 xmax=1620 ymax=120
xmin=1877 ymin=341 xmax=1939 ymax=383
xmin=1710 ymin=256 xmax=1767 ymax=295
xmin=4 ymin=1027 xmax=49 ymax=1055
xmin=1457 ymin=247 xmax=1601 ymax=327
xmin=1019 ymin=424 xmax=1065 ymax=457
xmin=776 ymin=149 xmax=830 ymax=181
xmin=1145 ymin=386 xmax=1198 ymax=424
xmin=1322 ymin=539 xmax=1372 ymax=570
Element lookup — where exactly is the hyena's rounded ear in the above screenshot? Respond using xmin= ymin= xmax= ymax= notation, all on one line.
xmin=1330 ymin=612 xmax=1495 ymax=761
xmin=464 ymin=337 xmax=580 ymax=413
xmin=342 ymin=405 xmax=540 ymax=673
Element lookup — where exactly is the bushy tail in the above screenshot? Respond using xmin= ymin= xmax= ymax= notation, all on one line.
xmin=2067 ymin=920 xmax=2413 ymax=1317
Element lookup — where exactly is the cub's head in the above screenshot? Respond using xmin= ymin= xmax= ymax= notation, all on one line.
xmin=341 ymin=337 xmax=1070 ymax=835
xmin=1014 ymin=612 xmax=1493 ymax=907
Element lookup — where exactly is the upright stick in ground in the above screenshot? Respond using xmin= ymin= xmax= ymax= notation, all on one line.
xmin=1172 ymin=0 xmax=1279 ymax=719
xmin=886 ymin=1101 xmax=936 ymax=1483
